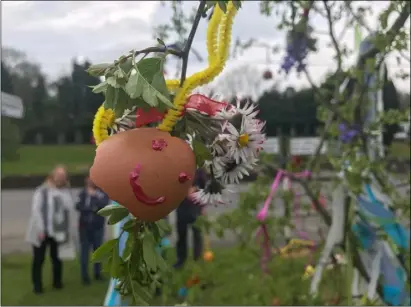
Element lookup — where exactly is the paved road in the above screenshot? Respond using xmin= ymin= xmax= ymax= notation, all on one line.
xmin=2 ymin=180 xmax=409 ymax=254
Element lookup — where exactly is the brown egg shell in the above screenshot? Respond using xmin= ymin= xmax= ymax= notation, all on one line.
xmin=90 ymin=128 xmax=196 ymax=222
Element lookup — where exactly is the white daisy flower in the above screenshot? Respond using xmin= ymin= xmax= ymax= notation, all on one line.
xmin=190 ymin=189 xmax=224 ymax=207
xmin=215 ymin=103 xmax=237 ymax=120
xmin=215 ymin=157 xmax=258 ymax=185
xmin=189 ymin=177 xmax=226 ymax=207
xmin=204 ymin=157 xmax=226 ymax=175
xmin=233 ymin=98 xmax=260 ymax=119
xmin=111 ymin=116 xmax=136 ymax=134
xmin=221 ymin=117 xmax=266 ymax=164
xmin=209 ymin=135 xmax=230 ymax=157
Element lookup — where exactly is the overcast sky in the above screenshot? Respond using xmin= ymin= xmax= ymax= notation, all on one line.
xmin=2 ymin=1 xmax=410 ymax=98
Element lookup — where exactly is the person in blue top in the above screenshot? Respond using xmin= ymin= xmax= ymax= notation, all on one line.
xmin=75 ymin=176 xmax=110 ymax=285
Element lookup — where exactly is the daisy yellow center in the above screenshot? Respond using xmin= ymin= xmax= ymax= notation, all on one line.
xmin=238 ymin=133 xmax=249 ymax=148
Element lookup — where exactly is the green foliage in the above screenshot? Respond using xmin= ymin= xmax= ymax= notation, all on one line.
xmin=89 ymin=54 xmax=174 ymax=117
xmin=93 ymin=204 xmax=172 ymax=305
xmin=1 ymin=117 xmax=21 ymax=162
xmin=192 ymin=139 xmax=213 ymax=167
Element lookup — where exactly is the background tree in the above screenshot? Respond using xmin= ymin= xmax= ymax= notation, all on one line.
xmin=1 ymin=61 xmax=21 ymax=161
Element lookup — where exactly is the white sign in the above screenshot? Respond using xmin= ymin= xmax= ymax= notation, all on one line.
xmin=261 ymin=137 xmax=279 ymax=154
xmin=290 ymin=137 xmax=327 ymax=155
xmin=1 ymin=92 xmax=24 ymax=119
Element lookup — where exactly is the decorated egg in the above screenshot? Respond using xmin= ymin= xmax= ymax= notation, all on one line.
xmin=90 ymin=127 xmax=196 ymax=222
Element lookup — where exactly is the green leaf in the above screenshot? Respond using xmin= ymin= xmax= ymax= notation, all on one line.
xmin=142 ymin=232 xmax=158 ymax=271
xmin=111 ymin=240 xmax=122 ymax=278
xmin=125 ymin=73 xmax=144 ymax=99
xmin=114 ymin=68 xmax=126 ymax=80
xmin=232 ymin=0 xmax=242 ymax=9
xmin=115 ymin=89 xmax=131 ymax=117
xmin=106 ymin=76 xmax=121 ymax=88
xmin=218 ymin=1 xmax=227 ymax=12
xmin=92 ymin=238 xmax=117 ymax=262
xmin=87 ymin=63 xmax=112 ymax=76
xmin=131 ymin=281 xmax=151 ymax=305
xmin=122 ymin=236 xmax=134 ymax=260
xmin=156 ymin=254 xmax=168 ymax=272
xmin=142 ymin=83 xmax=158 ymax=107
xmin=104 ymin=86 xmax=117 ymax=109
xmin=103 ymin=256 xmax=113 ymax=273
xmin=192 ymin=139 xmax=213 ymax=167
xmin=136 ymin=57 xmax=163 ymax=83
xmin=122 ymin=218 xmax=136 ymax=232
xmin=156 ymin=219 xmax=171 ymax=236
xmin=123 ymin=57 xmax=173 ymax=111
xmin=157 ymin=38 xmax=166 ymax=46
xmin=119 ymin=57 xmax=134 ymax=74
xmin=108 ymin=208 xmax=130 ymax=225
xmin=150 ymin=223 xmax=161 ymax=242
xmin=92 ymin=82 xmax=108 ymax=94
xmin=152 ymin=71 xmax=169 ymax=97
xmin=98 ymin=204 xmax=129 ymax=217
xmin=151 ymin=71 xmax=174 ymax=109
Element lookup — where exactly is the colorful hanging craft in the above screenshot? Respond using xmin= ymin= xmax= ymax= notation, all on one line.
xmin=90 ymin=1 xmax=264 ymax=224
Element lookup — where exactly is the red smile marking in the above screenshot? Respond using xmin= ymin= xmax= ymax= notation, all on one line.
xmin=129 ymin=163 xmax=166 ymax=206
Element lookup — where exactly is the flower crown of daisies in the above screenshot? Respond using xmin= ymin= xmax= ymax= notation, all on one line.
xmin=89 ymin=1 xmax=266 ymax=208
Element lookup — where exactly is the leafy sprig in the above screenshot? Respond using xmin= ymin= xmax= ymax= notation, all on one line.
xmin=88 ymin=54 xmax=174 ymax=118
xmin=93 ymin=204 xmax=171 ymax=305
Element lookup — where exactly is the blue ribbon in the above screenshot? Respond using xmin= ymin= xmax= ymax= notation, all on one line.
xmin=104 ymin=203 xmax=130 ymax=306
xmin=353 ymin=184 xmax=410 ymax=306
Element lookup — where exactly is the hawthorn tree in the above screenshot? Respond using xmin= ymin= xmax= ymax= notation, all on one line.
xmin=89 ymin=1 xmax=410 ymax=305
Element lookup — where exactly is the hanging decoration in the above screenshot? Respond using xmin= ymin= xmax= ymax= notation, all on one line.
xmin=87 ymin=1 xmax=264 ymax=305
xmin=280 ymin=5 xmax=316 ymax=74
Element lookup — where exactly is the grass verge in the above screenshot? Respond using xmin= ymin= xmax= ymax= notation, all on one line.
xmin=2 ymin=145 xmax=95 ymax=176
xmin=2 ymin=141 xmax=408 ymax=177
xmin=2 ymin=247 xmax=347 ymax=306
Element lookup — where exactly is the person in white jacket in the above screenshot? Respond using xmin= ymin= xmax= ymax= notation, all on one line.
xmin=26 ymin=165 xmax=74 ymax=294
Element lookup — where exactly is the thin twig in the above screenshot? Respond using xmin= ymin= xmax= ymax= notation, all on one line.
xmin=323 ymin=0 xmax=343 ymax=71
xmin=180 ymin=0 xmax=207 ymax=86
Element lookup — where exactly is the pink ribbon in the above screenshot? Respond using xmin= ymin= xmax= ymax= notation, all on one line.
xmin=256 ymin=170 xmax=284 ymax=222
xmin=256 ymin=224 xmax=271 ymax=274
xmin=255 ymin=169 xmax=319 ymax=273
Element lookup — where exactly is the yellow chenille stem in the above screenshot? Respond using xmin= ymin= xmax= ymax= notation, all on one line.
xmin=158 ymin=2 xmax=237 ymax=132
xmin=165 ymin=79 xmax=180 ymax=90
xmin=92 ymin=105 xmax=115 ymax=146
xmin=206 ymin=6 xmax=223 ymax=66
xmin=165 ymin=6 xmax=223 ymax=91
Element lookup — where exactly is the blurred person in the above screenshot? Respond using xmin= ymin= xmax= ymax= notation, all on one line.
xmin=174 ymin=168 xmax=207 ymax=269
xmin=26 ymin=165 xmax=73 ymax=294
xmin=75 ymin=176 xmax=109 ymax=285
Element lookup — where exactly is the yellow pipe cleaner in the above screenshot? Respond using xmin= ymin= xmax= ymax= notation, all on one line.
xmin=165 ymin=6 xmax=223 ymax=91
xmin=158 ymin=2 xmax=237 ymax=132
xmin=92 ymin=105 xmax=115 ymax=146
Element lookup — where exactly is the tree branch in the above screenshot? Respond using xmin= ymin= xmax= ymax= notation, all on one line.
xmin=323 ymin=0 xmax=343 ymax=72
xmin=180 ymin=0 xmax=207 ymax=86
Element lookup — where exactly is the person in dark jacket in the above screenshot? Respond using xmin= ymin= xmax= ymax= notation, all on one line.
xmin=174 ymin=168 xmax=207 ymax=269
xmin=75 ymin=176 xmax=109 ymax=284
